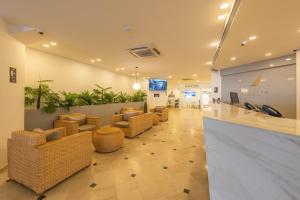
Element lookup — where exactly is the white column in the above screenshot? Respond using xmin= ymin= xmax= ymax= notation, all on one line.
xmin=211 ymin=70 xmax=222 ymax=100
xmin=297 ymin=50 xmax=300 ymax=119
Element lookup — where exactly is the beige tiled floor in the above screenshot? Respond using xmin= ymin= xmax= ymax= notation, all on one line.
xmin=0 ymin=109 xmax=209 ymax=200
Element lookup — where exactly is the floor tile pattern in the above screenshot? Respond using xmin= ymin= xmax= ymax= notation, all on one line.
xmin=0 ymin=109 xmax=209 ymax=200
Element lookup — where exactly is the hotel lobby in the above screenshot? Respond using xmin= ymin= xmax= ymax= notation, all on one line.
xmin=0 ymin=0 xmax=300 ymax=200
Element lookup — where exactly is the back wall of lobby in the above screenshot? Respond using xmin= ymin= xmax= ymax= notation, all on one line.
xmin=25 ymin=48 xmax=135 ymax=93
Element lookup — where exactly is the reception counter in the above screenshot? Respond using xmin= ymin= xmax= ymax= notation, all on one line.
xmin=203 ymin=103 xmax=300 ymax=200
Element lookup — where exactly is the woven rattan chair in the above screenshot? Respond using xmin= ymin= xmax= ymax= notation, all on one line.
xmin=7 ymin=128 xmax=92 ymax=195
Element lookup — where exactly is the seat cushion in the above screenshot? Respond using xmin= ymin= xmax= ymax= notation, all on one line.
xmin=78 ymin=124 xmax=97 ymax=132
xmin=65 ymin=114 xmax=86 ymax=126
xmin=123 ymin=112 xmax=138 ymax=121
xmin=114 ymin=121 xmax=130 ymax=128
xmin=33 ymin=128 xmax=64 ymax=142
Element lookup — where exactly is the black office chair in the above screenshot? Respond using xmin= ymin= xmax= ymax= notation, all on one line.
xmin=244 ymin=102 xmax=256 ymax=110
xmin=261 ymin=105 xmax=282 ymax=118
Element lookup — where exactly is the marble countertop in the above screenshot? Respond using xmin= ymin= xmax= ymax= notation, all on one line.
xmin=202 ymin=103 xmax=300 ymax=137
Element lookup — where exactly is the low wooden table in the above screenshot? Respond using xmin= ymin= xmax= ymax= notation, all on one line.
xmin=93 ymin=127 xmax=124 ymax=153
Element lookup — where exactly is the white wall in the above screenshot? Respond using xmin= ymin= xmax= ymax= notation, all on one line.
xmin=0 ymin=18 xmax=25 ymax=169
xmin=142 ymin=80 xmax=168 ymax=108
xmin=211 ymin=70 xmax=221 ymax=99
xmin=297 ymin=50 xmax=300 ymax=119
xmin=25 ymin=48 xmax=134 ymax=93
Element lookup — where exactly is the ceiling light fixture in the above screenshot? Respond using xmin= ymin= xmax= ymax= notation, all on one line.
xmin=220 ymin=3 xmax=231 ymax=9
xmin=90 ymin=59 xmax=95 ymax=63
xmin=96 ymin=58 xmax=101 ymax=62
xmin=211 ymin=41 xmax=219 ymax=47
xmin=217 ymin=15 xmax=226 ymax=21
xmin=286 ymin=58 xmax=292 ymax=61
xmin=249 ymin=36 xmax=257 ymax=40
xmin=265 ymin=53 xmax=272 ymax=56
xmin=116 ymin=68 xmax=120 ymax=71
xmin=50 ymin=42 xmax=57 ymax=46
xmin=121 ymin=67 xmax=125 ymax=71
xmin=192 ymin=74 xmax=198 ymax=77
xmin=230 ymin=57 xmax=236 ymax=61
xmin=168 ymin=75 xmax=173 ymax=79
xmin=206 ymin=61 xmax=213 ymax=65
xmin=269 ymin=64 xmax=274 ymax=67
xmin=132 ymin=67 xmax=141 ymax=91
xmin=43 ymin=44 xmax=50 ymax=48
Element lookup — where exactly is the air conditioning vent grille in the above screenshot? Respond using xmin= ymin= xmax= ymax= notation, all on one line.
xmin=128 ymin=45 xmax=160 ymax=58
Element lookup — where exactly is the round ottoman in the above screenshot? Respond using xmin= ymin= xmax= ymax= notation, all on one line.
xmin=153 ymin=114 xmax=160 ymax=125
xmin=93 ymin=127 xmax=124 ymax=153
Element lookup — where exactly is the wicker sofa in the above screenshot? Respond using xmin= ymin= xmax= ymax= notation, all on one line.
xmin=111 ymin=112 xmax=153 ymax=138
xmin=150 ymin=106 xmax=169 ymax=122
xmin=120 ymin=107 xmax=143 ymax=114
xmin=7 ymin=128 xmax=92 ymax=195
xmin=54 ymin=113 xmax=101 ymax=135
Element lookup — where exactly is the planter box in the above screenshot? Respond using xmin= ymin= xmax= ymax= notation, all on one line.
xmin=25 ymin=102 xmax=144 ymax=130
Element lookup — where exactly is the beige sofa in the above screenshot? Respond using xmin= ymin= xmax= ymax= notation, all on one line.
xmin=54 ymin=113 xmax=101 ymax=135
xmin=111 ymin=112 xmax=153 ymax=138
xmin=120 ymin=107 xmax=143 ymax=114
xmin=7 ymin=128 xmax=92 ymax=195
xmin=150 ymin=106 xmax=169 ymax=122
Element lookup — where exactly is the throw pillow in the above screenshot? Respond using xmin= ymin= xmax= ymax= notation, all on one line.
xmin=123 ymin=112 xmax=138 ymax=121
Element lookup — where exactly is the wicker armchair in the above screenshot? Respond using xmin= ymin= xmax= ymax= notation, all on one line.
xmin=111 ymin=113 xmax=153 ymax=138
xmin=7 ymin=128 xmax=92 ymax=195
xmin=150 ymin=106 xmax=169 ymax=122
xmin=54 ymin=113 xmax=101 ymax=135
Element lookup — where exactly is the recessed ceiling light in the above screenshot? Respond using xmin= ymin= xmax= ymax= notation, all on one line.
xmin=210 ymin=41 xmax=219 ymax=47
xmin=249 ymin=36 xmax=257 ymax=40
xmin=217 ymin=15 xmax=226 ymax=21
xmin=206 ymin=61 xmax=213 ymax=65
xmin=230 ymin=57 xmax=236 ymax=61
xmin=192 ymin=74 xmax=198 ymax=77
xmin=50 ymin=42 xmax=57 ymax=46
xmin=43 ymin=44 xmax=50 ymax=48
xmin=269 ymin=64 xmax=274 ymax=67
xmin=120 ymin=67 xmax=125 ymax=71
xmin=168 ymin=75 xmax=173 ymax=79
xmin=220 ymin=3 xmax=231 ymax=9
xmin=116 ymin=68 xmax=120 ymax=71
xmin=265 ymin=53 xmax=272 ymax=56
xmin=286 ymin=58 xmax=292 ymax=61
xmin=96 ymin=58 xmax=101 ymax=62
xmin=90 ymin=59 xmax=95 ymax=63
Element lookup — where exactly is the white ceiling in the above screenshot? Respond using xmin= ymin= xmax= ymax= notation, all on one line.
xmin=215 ymin=0 xmax=300 ymax=69
xmin=0 ymin=0 xmax=232 ymax=84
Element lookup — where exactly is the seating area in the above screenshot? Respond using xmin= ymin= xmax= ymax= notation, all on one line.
xmin=5 ymin=105 xmax=169 ymax=197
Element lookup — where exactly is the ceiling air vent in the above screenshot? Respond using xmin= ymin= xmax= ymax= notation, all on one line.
xmin=129 ymin=45 xmax=161 ymax=58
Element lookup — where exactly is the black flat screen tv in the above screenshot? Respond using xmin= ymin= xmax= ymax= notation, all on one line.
xmin=149 ymin=79 xmax=167 ymax=91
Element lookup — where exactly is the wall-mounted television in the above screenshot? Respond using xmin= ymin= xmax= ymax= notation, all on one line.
xmin=185 ymin=90 xmax=196 ymax=97
xmin=149 ymin=79 xmax=167 ymax=91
